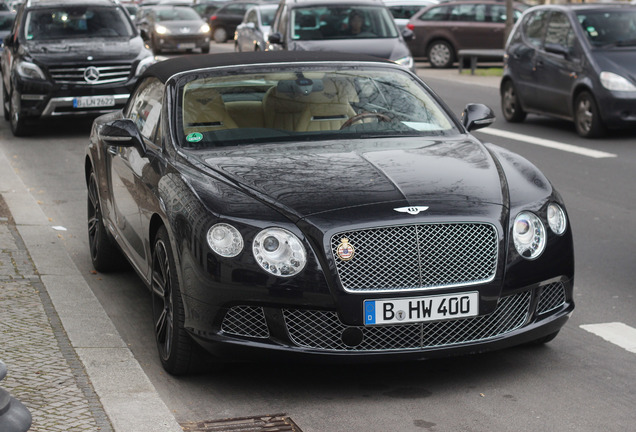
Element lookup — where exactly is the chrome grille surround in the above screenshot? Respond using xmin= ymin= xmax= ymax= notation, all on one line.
xmin=221 ymin=306 xmax=269 ymax=338
xmin=331 ymin=223 xmax=498 ymax=293
xmin=283 ymin=290 xmax=531 ymax=351
xmin=536 ymin=282 xmax=566 ymax=315
xmin=49 ymin=65 xmax=132 ymax=85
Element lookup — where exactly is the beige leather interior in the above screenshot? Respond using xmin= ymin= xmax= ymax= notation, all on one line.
xmin=183 ymin=87 xmax=238 ymax=135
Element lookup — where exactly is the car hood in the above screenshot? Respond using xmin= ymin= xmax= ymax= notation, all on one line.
xmin=158 ymin=20 xmax=206 ymax=32
xmin=196 ymin=136 xmax=506 ymax=220
xmin=592 ymin=47 xmax=636 ymax=83
xmin=24 ymin=37 xmax=144 ymax=62
xmin=288 ymin=38 xmax=410 ymax=62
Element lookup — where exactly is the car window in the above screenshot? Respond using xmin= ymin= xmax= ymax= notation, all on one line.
xmin=156 ymin=6 xmax=200 ymax=21
xmin=126 ymin=78 xmax=164 ymax=141
xmin=24 ymin=6 xmax=135 ymax=40
xmin=261 ymin=7 xmax=275 ymax=26
xmin=577 ymin=9 xmax=636 ymax=47
xmin=418 ymin=5 xmax=450 ymax=21
xmin=176 ymin=65 xmax=458 ymax=149
xmin=0 ymin=13 xmax=14 ymax=30
xmin=290 ymin=6 xmax=398 ymax=40
xmin=523 ymin=9 xmax=550 ymax=48
xmin=388 ymin=5 xmax=426 ymax=20
xmin=544 ymin=12 xmax=575 ymax=50
xmin=245 ymin=9 xmax=256 ymax=24
xmin=449 ymin=4 xmax=487 ymax=23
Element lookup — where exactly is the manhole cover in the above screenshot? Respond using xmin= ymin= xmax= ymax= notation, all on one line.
xmin=181 ymin=413 xmax=303 ymax=432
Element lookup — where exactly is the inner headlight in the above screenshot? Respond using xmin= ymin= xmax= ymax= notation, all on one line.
xmin=547 ymin=203 xmax=567 ymax=235
xmin=155 ymin=24 xmax=169 ymax=35
xmin=513 ymin=211 xmax=546 ymax=260
xmin=253 ymin=228 xmax=306 ymax=277
xmin=207 ymin=223 xmax=243 ymax=257
xmin=393 ymin=55 xmax=414 ymax=70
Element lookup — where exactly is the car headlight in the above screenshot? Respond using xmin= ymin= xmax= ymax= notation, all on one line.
xmin=134 ymin=54 xmax=156 ymax=76
xmin=207 ymin=223 xmax=243 ymax=257
xmin=547 ymin=203 xmax=567 ymax=235
xmin=600 ymin=71 xmax=636 ymax=92
xmin=16 ymin=60 xmax=46 ymax=80
xmin=155 ymin=24 xmax=170 ymax=35
xmin=393 ymin=55 xmax=414 ymax=70
xmin=253 ymin=228 xmax=306 ymax=277
xmin=199 ymin=23 xmax=210 ymax=34
xmin=513 ymin=211 xmax=546 ymax=260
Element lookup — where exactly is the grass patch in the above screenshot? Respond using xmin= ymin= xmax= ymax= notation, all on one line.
xmin=460 ymin=67 xmax=503 ymax=77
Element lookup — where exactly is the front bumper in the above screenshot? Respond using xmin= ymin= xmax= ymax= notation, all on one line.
xmin=155 ymin=34 xmax=210 ymax=51
xmin=596 ymin=89 xmax=636 ymax=129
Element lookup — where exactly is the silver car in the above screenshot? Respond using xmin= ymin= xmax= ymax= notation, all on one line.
xmin=234 ymin=3 xmax=277 ymax=51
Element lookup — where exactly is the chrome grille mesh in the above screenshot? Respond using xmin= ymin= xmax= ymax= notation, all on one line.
xmin=536 ymin=282 xmax=566 ymax=315
xmin=49 ymin=65 xmax=132 ymax=85
xmin=331 ymin=223 xmax=498 ymax=292
xmin=283 ymin=291 xmax=531 ymax=351
xmin=221 ymin=306 xmax=269 ymax=338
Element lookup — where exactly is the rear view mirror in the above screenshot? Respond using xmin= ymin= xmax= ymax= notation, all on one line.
xmin=98 ymin=119 xmax=146 ymax=155
xmin=461 ymin=103 xmax=495 ymax=132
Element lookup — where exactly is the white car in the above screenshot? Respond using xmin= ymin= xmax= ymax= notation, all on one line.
xmin=383 ymin=0 xmax=438 ymax=31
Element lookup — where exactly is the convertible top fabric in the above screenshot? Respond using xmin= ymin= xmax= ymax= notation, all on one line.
xmin=142 ymin=51 xmax=394 ymax=83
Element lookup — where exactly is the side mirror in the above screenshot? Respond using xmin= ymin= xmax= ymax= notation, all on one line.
xmin=268 ymin=32 xmax=283 ymax=45
xmin=544 ymin=42 xmax=569 ymax=58
xmin=461 ymin=103 xmax=495 ymax=132
xmin=98 ymin=119 xmax=146 ymax=155
xmin=401 ymin=28 xmax=414 ymax=42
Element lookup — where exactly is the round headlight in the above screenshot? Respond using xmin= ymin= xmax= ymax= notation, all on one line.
xmin=547 ymin=203 xmax=567 ymax=235
xmin=513 ymin=212 xmax=546 ymax=260
xmin=207 ymin=223 xmax=243 ymax=257
xmin=253 ymin=228 xmax=306 ymax=277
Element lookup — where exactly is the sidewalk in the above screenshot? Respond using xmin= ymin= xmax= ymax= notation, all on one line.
xmin=0 ymin=149 xmax=182 ymax=432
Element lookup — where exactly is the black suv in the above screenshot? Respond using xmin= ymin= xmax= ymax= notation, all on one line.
xmin=1 ymin=0 xmax=155 ymax=136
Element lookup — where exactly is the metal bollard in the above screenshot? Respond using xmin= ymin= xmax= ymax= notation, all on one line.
xmin=0 ymin=360 xmax=32 ymax=432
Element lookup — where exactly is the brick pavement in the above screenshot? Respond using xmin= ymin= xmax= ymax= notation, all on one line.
xmin=0 ymin=199 xmax=113 ymax=432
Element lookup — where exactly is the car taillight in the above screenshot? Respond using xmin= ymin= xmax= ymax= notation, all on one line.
xmin=210 ymin=15 xmax=217 ymax=20
xmin=406 ymin=23 xmax=414 ymax=30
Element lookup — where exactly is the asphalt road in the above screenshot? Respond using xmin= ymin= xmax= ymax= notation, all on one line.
xmin=0 ymin=47 xmax=635 ymax=431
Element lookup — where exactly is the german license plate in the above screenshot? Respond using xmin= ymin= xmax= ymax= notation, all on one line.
xmin=178 ymin=43 xmax=196 ymax=49
xmin=73 ymin=96 xmax=115 ymax=108
xmin=364 ymin=292 xmax=478 ymax=325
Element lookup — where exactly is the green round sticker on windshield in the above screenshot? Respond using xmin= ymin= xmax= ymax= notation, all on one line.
xmin=186 ymin=132 xmax=203 ymax=143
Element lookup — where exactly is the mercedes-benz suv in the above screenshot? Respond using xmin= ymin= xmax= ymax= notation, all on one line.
xmin=1 ymin=0 xmax=155 ymax=136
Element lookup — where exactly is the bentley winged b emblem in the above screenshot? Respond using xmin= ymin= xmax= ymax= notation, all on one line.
xmin=394 ymin=206 xmax=429 ymax=215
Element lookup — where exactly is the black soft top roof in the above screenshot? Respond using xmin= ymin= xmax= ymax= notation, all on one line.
xmin=142 ymin=51 xmax=396 ymax=83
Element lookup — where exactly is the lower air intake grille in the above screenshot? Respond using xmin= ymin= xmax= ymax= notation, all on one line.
xmin=283 ymin=291 xmax=531 ymax=351
xmin=221 ymin=306 xmax=269 ymax=338
xmin=536 ymin=282 xmax=566 ymax=315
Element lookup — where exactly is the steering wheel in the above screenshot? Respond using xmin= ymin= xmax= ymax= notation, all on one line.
xmin=340 ymin=112 xmax=391 ymax=129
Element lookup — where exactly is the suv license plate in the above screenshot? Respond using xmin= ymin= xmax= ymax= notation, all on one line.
xmin=178 ymin=43 xmax=196 ymax=49
xmin=73 ymin=96 xmax=115 ymax=108
xmin=364 ymin=292 xmax=478 ymax=325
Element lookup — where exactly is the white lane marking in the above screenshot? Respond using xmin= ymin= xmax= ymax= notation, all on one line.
xmin=580 ymin=322 xmax=636 ymax=354
xmin=477 ymin=128 xmax=617 ymax=159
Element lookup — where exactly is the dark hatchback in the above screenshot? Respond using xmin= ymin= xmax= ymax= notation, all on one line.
xmin=86 ymin=51 xmax=574 ymax=374
xmin=501 ymin=3 xmax=636 ymax=138
xmin=135 ymin=5 xmax=211 ymax=54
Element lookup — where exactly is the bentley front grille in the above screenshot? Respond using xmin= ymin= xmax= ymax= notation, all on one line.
xmin=49 ymin=65 xmax=132 ymax=85
xmin=536 ymin=282 xmax=566 ymax=315
xmin=283 ymin=290 xmax=531 ymax=352
xmin=331 ymin=223 xmax=498 ymax=293
xmin=221 ymin=306 xmax=269 ymax=338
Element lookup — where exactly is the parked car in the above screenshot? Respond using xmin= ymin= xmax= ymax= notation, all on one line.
xmin=85 ymin=50 xmax=574 ymax=374
xmin=501 ymin=3 xmax=636 ymax=138
xmin=0 ymin=10 xmax=15 ymax=50
xmin=209 ymin=0 xmax=264 ymax=43
xmin=234 ymin=3 xmax=276 ymax=51
xmin=192 ymin=0 xmax=226 ymax=20
xmin=136 ymin=5 xmax=211 ymax=54
xmin=0 ymin=0 xmax=155 ymax=136
xmin=406 ymin=0 xmax=527 ymax=68
xmin=384 ymin=0 xmax=437 ymax=31
xmin=267 ymin=0 xmax=415 ymax=71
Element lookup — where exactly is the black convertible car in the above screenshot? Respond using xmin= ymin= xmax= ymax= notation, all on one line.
xmin=85 ymin=51 xmax=574 ymax=375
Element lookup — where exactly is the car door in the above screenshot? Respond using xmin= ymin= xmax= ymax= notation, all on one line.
xmin=107 ymin=78 xmax=164 ymax=273
xmin=532 ymin=11 xmax=583 ymax=117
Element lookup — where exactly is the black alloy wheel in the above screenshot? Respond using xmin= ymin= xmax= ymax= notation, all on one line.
xmin=87 ymin=171 xmax=125 ymax=272
xmin=501 ymin=80 xmax=527 ymax=123
xmin=151 ymin=226 xmax=197 ymax=375
xmin=9 ymin=88 xmax=29 ymax=137
xmin=2 ymin=81 xmax=10 ymax=121
xmin=574 ymin=91 xmax=605 ymax=138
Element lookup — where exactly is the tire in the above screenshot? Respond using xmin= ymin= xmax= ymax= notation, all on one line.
xmin=151 ymin=226 xmax=198 ymax=375
xmin=501 ymin=80 xmax=527 ymax=123
xmin=151 ymin=35 xmax=162 ymax=55
xmin=2 ymin=80 xmax=9 ymax=121
xmin=574 ymin=91 xmax=605 ymax=138
xmin=9 ymin=88 xmax=30 ymax=137
xmin=213 ymin=26 xmax=227 ymax=43
xmin=427 ymin=40 xmax=454 ymax=69
xmin=201 ymin=44 xmax=210 ymax=54
xmin=234 ymin=41 xmax=241 ymax=52
xmin=87 ymin=171 xmax=127 ymax=272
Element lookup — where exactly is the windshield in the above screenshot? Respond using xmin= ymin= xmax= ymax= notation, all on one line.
xmin=261 ymin=7 xmax=276 ymax=26
xmin=291 ymin=6 xmax=398 ymax=40
xmin=577 ymin=10 xmax=636 ymax=47
xmin=176 ymin=65 xmax=458 ymax=149
xmin=156 ymin=6 xmax=201 ymax=21
xmin=24 ymin=6 xmax=135 ymax=40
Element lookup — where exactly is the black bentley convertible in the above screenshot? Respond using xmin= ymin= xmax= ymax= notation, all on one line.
xmin=85 ymin=51 xmax=574 ymax=375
